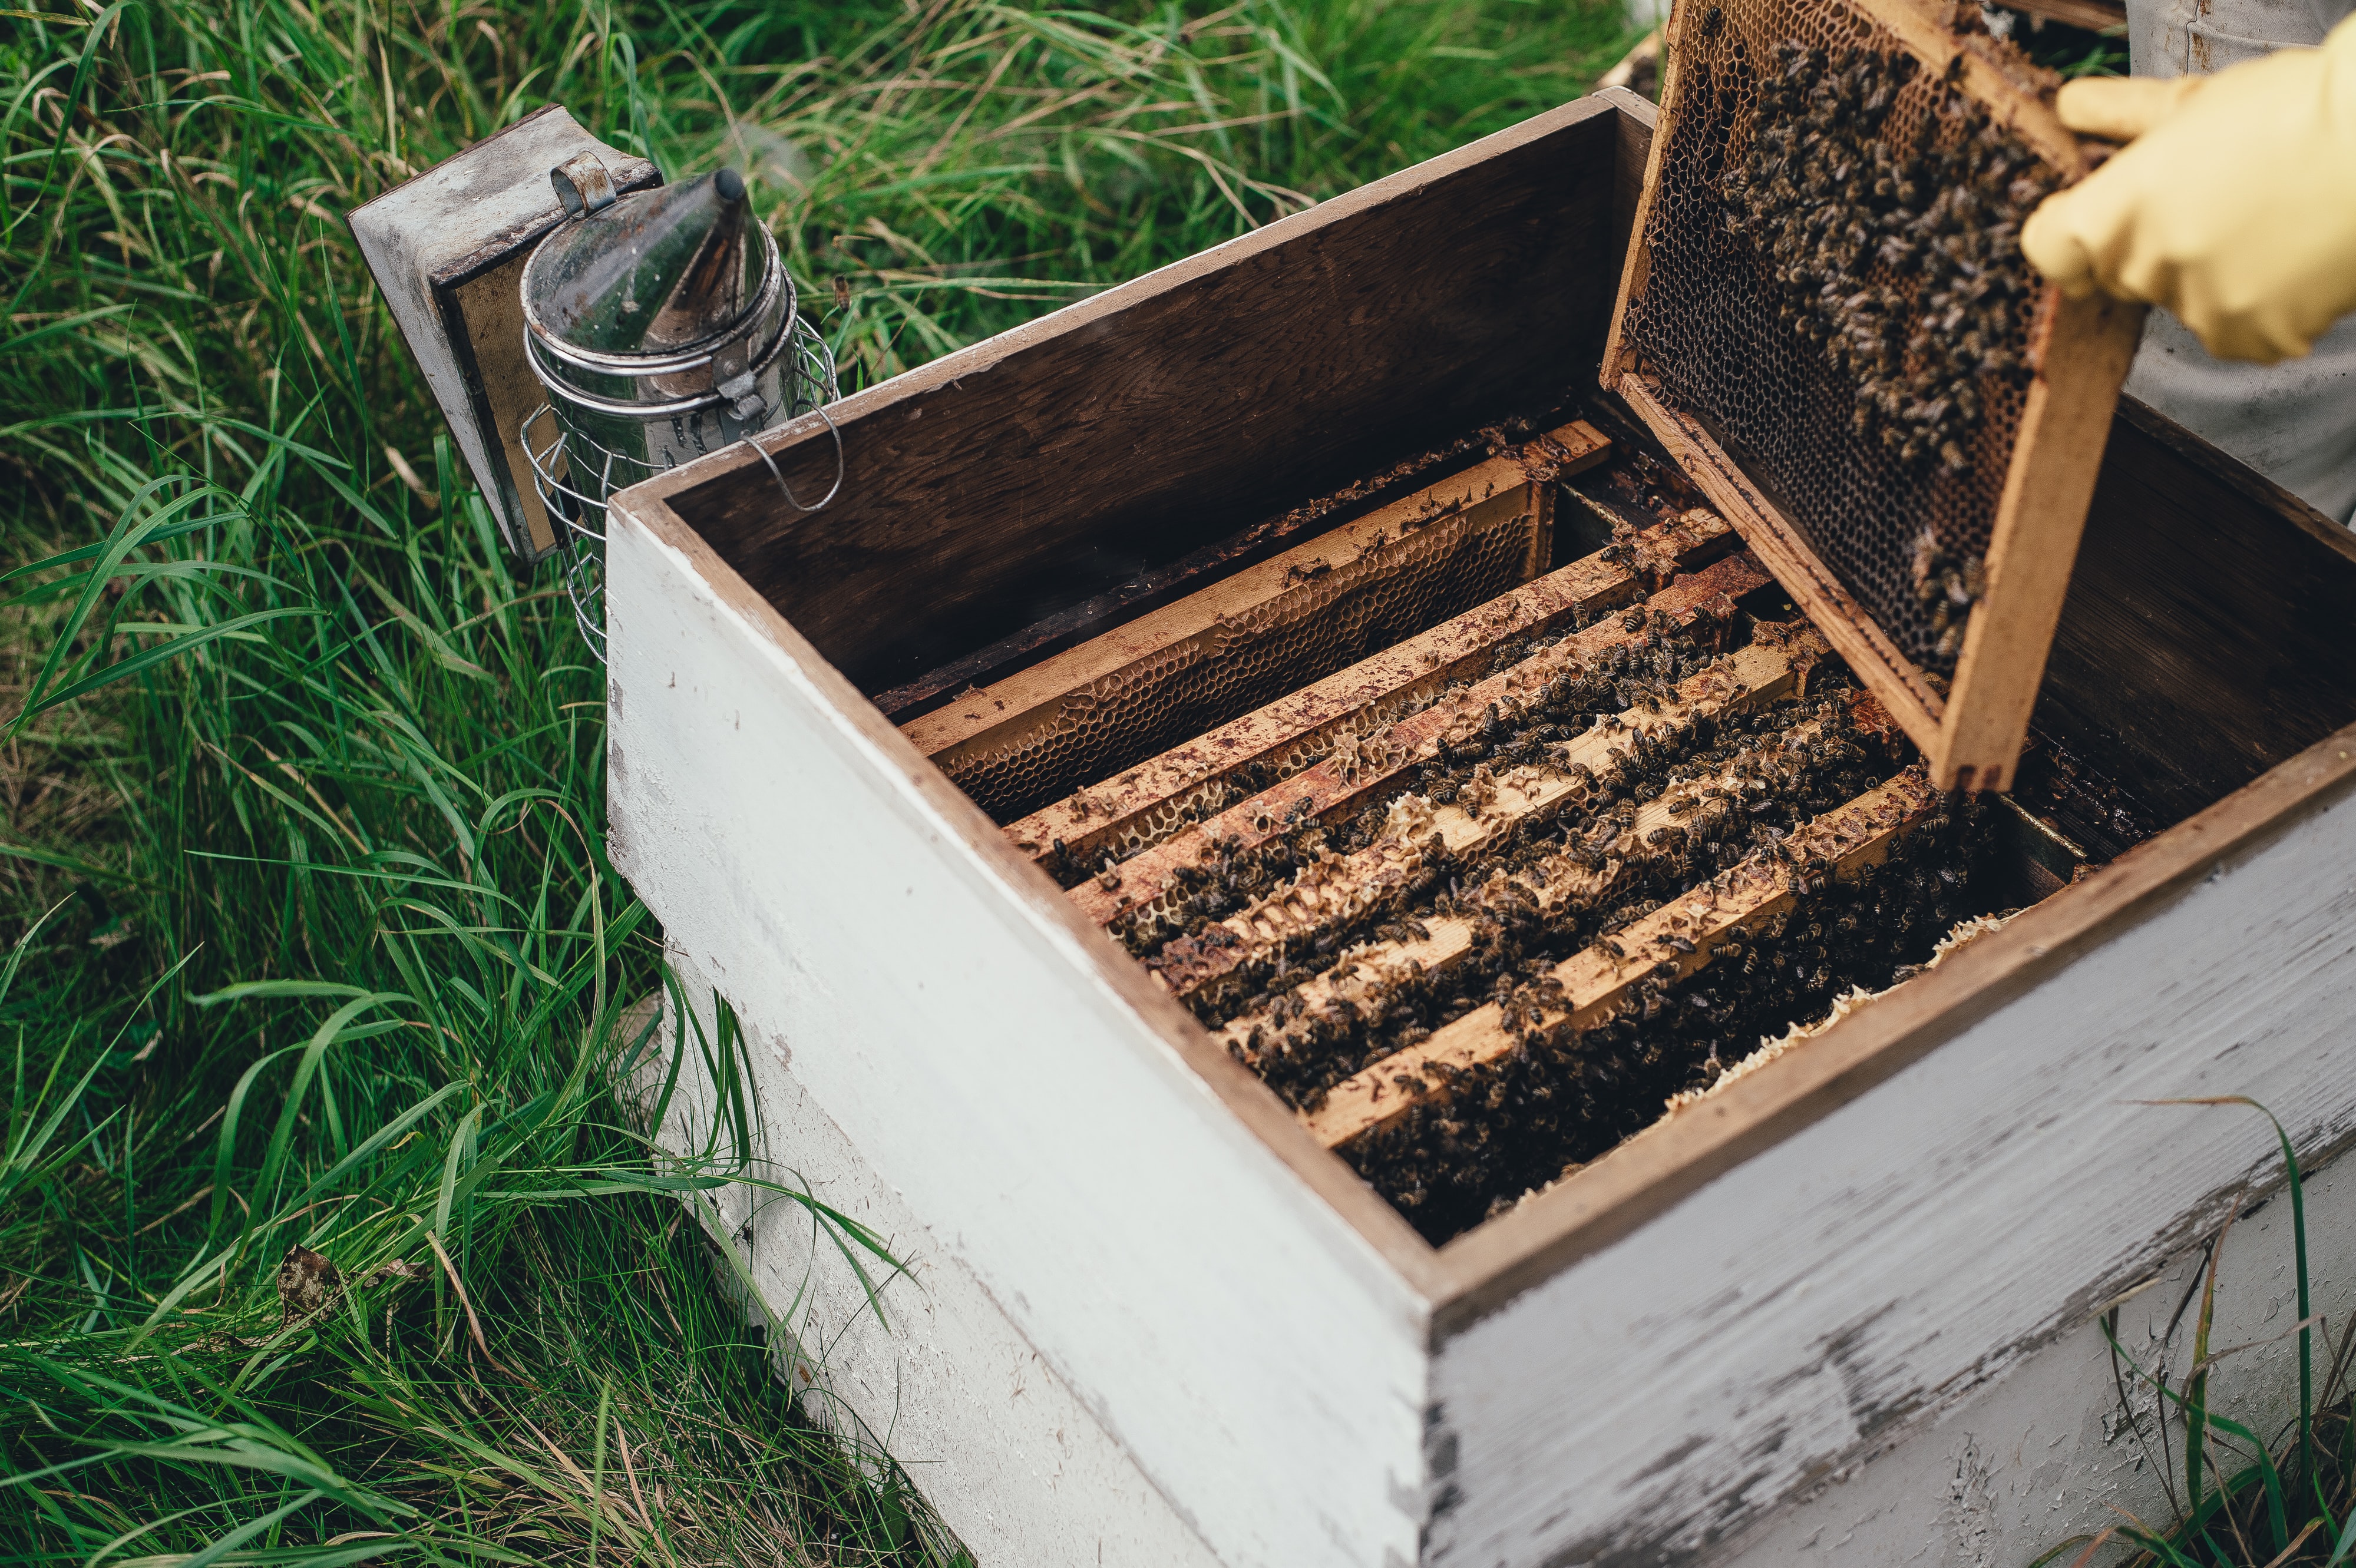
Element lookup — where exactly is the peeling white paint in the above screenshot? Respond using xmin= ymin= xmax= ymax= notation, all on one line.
xmin=607 ymin=512 xmax=1430 ymax=1568
xmin=1428 ymin=785 xmax=2356 ymax=1566
xmin=605 ymin=435 xmax=2356 ymax=1568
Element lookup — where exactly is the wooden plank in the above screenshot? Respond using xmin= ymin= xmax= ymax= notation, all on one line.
xmin=604 ymin=496 xmax=1440 ymax=1567
xmin=652 ymin=958 xmax=1229 ymax=1568
xmin=902 ymin=451 xmax=1574 ymax=823
xmin=634 ymin=98 xmax=1629 ymax=693
xmin=1307 ymin=767 xmax=1939 ymax=1149
xmin=2030 ymin=399 xmax=2356 ymax=836
xmin=1212 ymin=717 xmax=1831 ymax=1061
xmin=1064 ymin=550 xmax=1777 ymax=931
xmin=1618 ymin=374 xmax=1949 ymax=748
xmin=451 ymin=260 xmax=566 ymax=558
xmin=1597 ymin=0 xmax=1684 ymax=388
xmin=1934 ymin=290 xmax=2146 ymax=792
xmin=1145 ymin=639 xmax=1805 ymax=1005
xmin=1003 ymin=503 xmax=1734 ymax=872
xmin=345 ymin=105 xmax=659 ymax=561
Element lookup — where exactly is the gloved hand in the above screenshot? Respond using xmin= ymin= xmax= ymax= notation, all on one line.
xmin=2020 ymin=15 xmax=2356 ymax=363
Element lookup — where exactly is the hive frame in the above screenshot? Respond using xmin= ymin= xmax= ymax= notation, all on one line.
xmin=1601 ymin=0 xmax=2148 ymax=791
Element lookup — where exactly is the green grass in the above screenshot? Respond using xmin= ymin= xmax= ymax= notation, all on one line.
xmin=2036 ymin=1102 xmax=2356 ymax=1568
xmin=0 ymin=0 xmax=1638 ymax=1562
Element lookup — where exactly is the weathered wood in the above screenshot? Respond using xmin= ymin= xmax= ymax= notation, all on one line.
xmin=903 ymin=451 xmax=1570 ymax=823
xmin=2033 ymin=398 xmax=2356 ymax=833
xmin=1308 ymin=768 xmax=1938 ymax=1149
xmin=636 ymin=99 xmax=1629 ymax=692
xmin=346 ymin=106 xmax=659 ymax=561
xmin=598 ymin=82 xmax=2356 ymax=1568
xmin=1004 ymin=501 xmax=1732 ymax=871
xmin=1144 ymin=640 xmax=1805 ymax=1005
xmin=1065 ymin=550 xmax=1775 ymax=931
xmin=1934 ymin=290 xmax=2147 ymax=792
xmin=606 ymin=491 xmax=1442 ymax=1568
xmin=1598 ymin=0 xmax=1683 ymax=389
xmin=450 ymin=262 xmax=563 ymax=556
xmin=1213 ymin=721 xmax=1829 ymax=1062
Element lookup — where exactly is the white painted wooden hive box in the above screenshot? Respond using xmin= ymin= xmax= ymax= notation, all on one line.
xmin=604 ymin=88 xmax=2356 ymax=1568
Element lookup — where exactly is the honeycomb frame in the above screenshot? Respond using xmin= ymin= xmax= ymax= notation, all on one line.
xmin=1602 ymin=0 xmax=2147 ymax=792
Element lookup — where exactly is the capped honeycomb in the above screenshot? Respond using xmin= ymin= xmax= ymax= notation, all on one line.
xmin=1617 ymin=0 xmax=2070 ymax=674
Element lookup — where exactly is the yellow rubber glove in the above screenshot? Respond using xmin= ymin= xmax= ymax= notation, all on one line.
xmin=2020 ymin=16 xmax=2356 ymax=363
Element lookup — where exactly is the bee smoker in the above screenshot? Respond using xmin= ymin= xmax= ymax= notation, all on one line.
xmin=521 ymin=156 xmax=837 ymax=659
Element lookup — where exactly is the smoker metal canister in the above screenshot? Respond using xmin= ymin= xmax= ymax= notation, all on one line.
xmin=520 ymin=160 xmax=828 ymax=657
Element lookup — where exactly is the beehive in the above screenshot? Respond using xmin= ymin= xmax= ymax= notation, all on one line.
xmin=606 ymin=88 xmax=2356 ymax=1568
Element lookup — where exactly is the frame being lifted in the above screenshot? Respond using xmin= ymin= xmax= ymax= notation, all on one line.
xmin=1602 ymin=0 xmax=2147 ymax=790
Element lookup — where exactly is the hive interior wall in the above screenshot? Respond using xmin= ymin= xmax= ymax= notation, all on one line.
xmin=2030 ymin=398 xmax=2356 ymax=835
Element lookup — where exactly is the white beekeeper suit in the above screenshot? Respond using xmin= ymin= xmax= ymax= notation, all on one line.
xmin=2119 ymin=0 xmax=2356 ymax=522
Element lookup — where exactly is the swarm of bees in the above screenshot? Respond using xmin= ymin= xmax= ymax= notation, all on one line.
xmin=1107 ymin=609 xmax=1729 ymax=965
xmin=1350 ymin=792 xmax=1991 ymax=1242
xmin=1231 ymin=687 xmax=1894 ymax=1119
xmin=1084 ymin=559 xmax=2020 ymax=1250
xmin=1076 ymin=566 xmax=2013 ymax=1246
xmin=1911 ymin=524 xmax=1988 ymax=663
xmin=1723 ymin=39 xmax=2056 ymax=485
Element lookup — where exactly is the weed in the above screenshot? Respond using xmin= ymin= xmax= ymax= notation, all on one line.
xmin=2036 ymin=1100 xmax=2356 ymax=1568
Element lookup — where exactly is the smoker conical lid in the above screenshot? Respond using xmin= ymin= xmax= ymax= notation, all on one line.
xmin=526 ymin=168 xmax=759 ymax=357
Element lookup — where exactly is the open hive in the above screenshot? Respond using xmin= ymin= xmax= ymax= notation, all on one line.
xmin=1605 ymin=0 xmax=2147 ymax=791
xmin=891 ymin=413 xmax=2097 ymax=1245
xmin=601 ymin=82 xmax=2356 ymax=1568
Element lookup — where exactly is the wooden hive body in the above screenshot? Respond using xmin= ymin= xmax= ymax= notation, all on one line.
xmin=605 ymin=90 xmax=2356 ymax=1568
